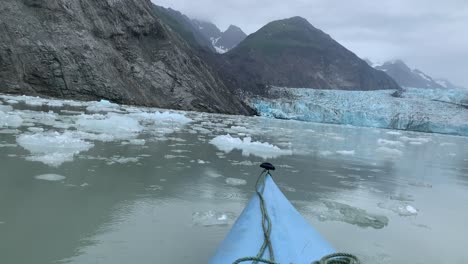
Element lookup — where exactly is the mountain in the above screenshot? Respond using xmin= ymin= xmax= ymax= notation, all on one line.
xmin=219 ymin=17 xmax=400 ymax=94
xmin=434 ymin=78 xmax=463 ymax=90
xmin=152 ymin=5 xmax=215 ymax=52
xmin=0 ymin=0 xmax=252 ymax=115
xmin=191 ymin=20 xmax=247 ymax=53
xmin=372 ymin=60 xmax=444 ymax=89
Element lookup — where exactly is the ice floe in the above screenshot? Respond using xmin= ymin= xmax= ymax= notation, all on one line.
xmin=34 ymin=174 xmax=66 ymax=181
xmin=378 ymin=202 xmax=419 ymax=216
xmin=307 ymin=200 xmax=389 ymax=229
xmin=86 ymin=100 xmax=121 ymax=113
xmin=336 ymin=150 xmax=355 ymax=156
xmin=210 ymin=134 xmax=292 ymax=159
xmin=386 ymin=131 xmax=402 ymax=136
xmin=17 ymin=131 xmax=94 ymax=167
xmin=225 ymin=177 xmax=247 ymax=186
xmin=377 ymin=139 xmax=404 ymax=148
xmin=400 ymin=136 xmax=431 ymax=144
xmin=75 ymin=114 xmax=142 ymax=141
xmin=0 ymin=111 xmax=23 ymax=128
xmin=376 ymin=147 xmax=403 ymax=158
xmin=192 ymin=210 xmax=236 ymax=226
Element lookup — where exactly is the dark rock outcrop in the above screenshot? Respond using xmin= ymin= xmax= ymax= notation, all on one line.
xmin=374 ymin=60 xmax=444 ymax=89
xmin=219 ymin=17 xmax=401 ymax=94
xmin=0 ymin=0 xmax=252 ymax=115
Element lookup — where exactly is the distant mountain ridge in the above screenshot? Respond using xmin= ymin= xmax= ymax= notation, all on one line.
xmin=192 ymin=20 xmax=247 ymax=53
xmin=368 ymin=60 xmax=443 ymax=89
xmin=367 ymin=59 xmax=464 ymax=89
xmin=219 ymin=17 xmax=400 ymax=94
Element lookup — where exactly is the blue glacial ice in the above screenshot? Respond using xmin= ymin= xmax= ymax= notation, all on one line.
xmin=251 ymin=87 xmax=468 ymax=136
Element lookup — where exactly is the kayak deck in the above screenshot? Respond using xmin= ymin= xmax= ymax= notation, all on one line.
xmin=209 ymin=174 xmax=334 ymax=263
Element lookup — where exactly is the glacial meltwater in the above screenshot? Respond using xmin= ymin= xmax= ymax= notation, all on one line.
xmin=1 ymin=94 xmax=468 ymax=264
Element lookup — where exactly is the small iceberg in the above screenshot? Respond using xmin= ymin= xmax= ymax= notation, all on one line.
xmin=34 ymin=174 xmax=66 ymax=181
xmin=192 ymin=210 xmax=236 ymax=226
xmin=225 ymin=177 xmax=247 ymax=186
xmin=210 ymin=134 xmax=292 ymax=159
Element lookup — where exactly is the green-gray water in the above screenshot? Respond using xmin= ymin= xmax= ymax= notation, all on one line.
xmin=1 ymin=94 xmax=467 ymax=264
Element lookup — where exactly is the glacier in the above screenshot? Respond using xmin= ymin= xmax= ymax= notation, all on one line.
xmin=251 ymin=87 xmax=468 ymax=136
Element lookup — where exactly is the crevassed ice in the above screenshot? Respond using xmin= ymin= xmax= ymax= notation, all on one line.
xmin=252 ymin=87 xmax=468 ymax=136
xmin=17 ymin=131 xmax=94 ymax=167
xmin=209 ymin=134 xmax=292 ymax=159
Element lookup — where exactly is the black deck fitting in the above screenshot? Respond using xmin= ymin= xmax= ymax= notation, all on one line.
xmin=260 ymin=162 xmax=275 ymax=171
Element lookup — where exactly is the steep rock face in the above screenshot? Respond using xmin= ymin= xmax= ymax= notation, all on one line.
xmin=374 ymin=60 xmax=444 ymax=89
xmin=152 ymin=5 xmax=215 ymax=52
xmin=220 ymin=17 xmax=400 ymax=94
xmin=0 ymin=0 xmax=252 ymax=114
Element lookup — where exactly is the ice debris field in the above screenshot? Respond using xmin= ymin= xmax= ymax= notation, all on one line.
xmin=252 ymin=87 xmax=468 ymax=136
xmin=0 ymin=94 xmax=295 ymax=167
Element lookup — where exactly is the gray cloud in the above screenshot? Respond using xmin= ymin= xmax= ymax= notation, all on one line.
xmin=153 ymin=0 xmax=468 ymax=87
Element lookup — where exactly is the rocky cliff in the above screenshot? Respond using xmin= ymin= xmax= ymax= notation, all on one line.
xmin=0 ymin=0 xmax=252 ymax=114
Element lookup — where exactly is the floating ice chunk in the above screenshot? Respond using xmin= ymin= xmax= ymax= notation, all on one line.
xmin=225 ymin=177 xmax=247 ymax=186
xmin=0 ymin=105 xmax=13 ymax=112
xmin=210 ymin=134 xmax=292 ymax=159
xmin=0 ymin=111 xmax=23 ymax=128
xmin=408 ymin=181 xmax=432 ymax=188
xmin=146 ymin=185 xmax=163 ymax=191
xmin=192 ymin=210 xmax=236 ymax=226
xmin=27 ymin=127 xmax=44 ymax=133
xmin=107 ymin=157 xmax=140 ymax=165
xmin=231 ymin=160 xmax=257 ymax=166
xmin=390 ymin=194 xmax=414 ymax=202
xmin=376 ymin=147 xmax=403 ymax=158
xmin=377 ymin=139 xmax=404 ymax=148
xmin=164 ymin=154 xmax=187 ymax=159
xmin=440 ymin=142 xmax=455 ymax=147
xmin=25 ymin=99 xmax=45 ymax=107
xmin=80 ymin=183 xmax=89 ymax=187
xmin=406 ymin=205 xmax=418 ymax=215
xmin=6 ymin=100 xmax=19 ymax=105
xmin=409 ymin=141 xmax=423 ymax=145
xmin=378 ymin=202 xmax=418 ymax=216
xmin=128 ymin=139 xmax=146 ymax=145
xmin=76 ymin=114 xmax=142 ymax=141
xmin=386 ymin=131 xmax=402 ymax=135
xmin=86 ymin=100 xmax=120 ymax=113
xmin=131 ymin=111 xmax=192 ymax=124
xmin=34 ymin=174 xmax=66 ymax=181
xmin=197 ymin=159 xmax=209 ymax=164
xmin=17 ymin=131 xmax=94 ymax=167
xmin=309 ymin=201 xmax=389 ymax=229
xmin=205 ymin=168 xmax=223 ymax=178
xmin=400 ymin=136 xmax=431 ymax=144
xmin=318 ymin=150 xmax=333 ymax=157
xmin=336 ymin=150 xmax=355 ymax=156
xmin=47 ymin=101 xmax=64 ymax=107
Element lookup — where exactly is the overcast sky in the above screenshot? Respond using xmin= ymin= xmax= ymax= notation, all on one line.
xmin=154 ymin=0 xmax=468 ymax=87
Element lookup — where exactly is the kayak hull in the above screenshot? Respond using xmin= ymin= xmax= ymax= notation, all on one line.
xmin=209 ymin=174 xmax=334 ymax=263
